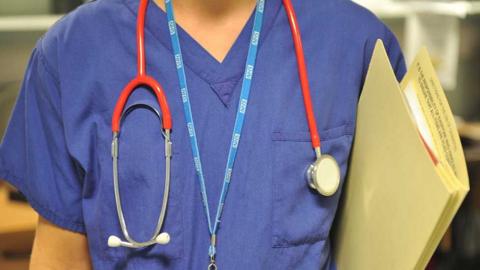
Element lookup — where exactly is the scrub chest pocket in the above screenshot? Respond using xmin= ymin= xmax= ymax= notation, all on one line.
xmin=271 ymin=125 xmax=353 ymax=247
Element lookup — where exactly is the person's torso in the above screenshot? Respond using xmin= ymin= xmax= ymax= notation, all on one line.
xmin=42 ymin=0 xmax=388 ymax=268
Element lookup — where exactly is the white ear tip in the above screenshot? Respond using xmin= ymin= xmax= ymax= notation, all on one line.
xmin=155 ymin=232 xmax=170 ymax=245
xmin=108 ymin=235 xmax=122 ymax=247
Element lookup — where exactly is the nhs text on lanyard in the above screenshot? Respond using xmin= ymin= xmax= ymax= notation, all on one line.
xmin=165 ymin=0 xmax=265 ymax=269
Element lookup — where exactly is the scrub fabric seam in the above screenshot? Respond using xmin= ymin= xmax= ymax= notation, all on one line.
xmin=0 ymin=168 xmax=86 ymax=233
xmin=37 ymin=37 xmax=61 ymax=86
xmin=271 ymin=122 xmax=355 ymax=142
xmin=122 ymin=0 xmax=210 ymax=83
xmin=121 ymin=0 xmax=282 ymax=86
xmin=273 ymin=233 xmax=329 ymax=248
xmin=35 ymin=38 xmax=86 ymax=185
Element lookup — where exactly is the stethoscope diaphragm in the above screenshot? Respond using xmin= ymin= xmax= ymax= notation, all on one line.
xmin=307 ymin=155 xmax=340 ymax=196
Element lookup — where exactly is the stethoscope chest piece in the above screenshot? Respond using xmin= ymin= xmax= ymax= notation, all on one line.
xmin=307 ymin=155 xmax=340 ymax=196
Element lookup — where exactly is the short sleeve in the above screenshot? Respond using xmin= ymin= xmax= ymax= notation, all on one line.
xmin=0 ymin=40 xmax=85 ymax=233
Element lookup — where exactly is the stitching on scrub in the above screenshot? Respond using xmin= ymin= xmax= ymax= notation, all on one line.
xmin=271 ymin=122 xmax=355 ymax=142
xmin=0 ymin=168 xmax=27 ymax=197
xmin=0 ymin=169 xmax=86 ymax=233
xmin=204 ymin=0 xmax=283 ymax=84
xmin=273 ymin=234 xmax=328 ymax=248
xmin=122 ymin=1 xmax=227 ymax=83
xmin=37 ymin=37 xmax=61 ymax=87
xmin=121 ymin=0 xmax=283 ymax=85
xmin=35 ymin=37 xmax=91 ymax=177
xmin=2 ymin=169 xmax=86 ymax=230
xmin=28 ymin=191 xmax=86 ymax=233
xmin=121 ymin=1 xmax=206 ymax=82
xmin=36 ymin=39 xmax=85 ymax=186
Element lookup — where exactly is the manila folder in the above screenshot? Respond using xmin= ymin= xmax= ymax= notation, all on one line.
xmin=333 ymin=40 xmax=466 ymax=270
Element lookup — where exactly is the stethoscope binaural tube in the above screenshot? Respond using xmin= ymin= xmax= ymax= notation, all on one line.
xmin=111 ymin=0 xmax=172 ymax=132
xmin=109 ymin=104 xmax=172 ymax=248
xmin=108 ymin=0 xmax=172 ymax=249
xmin=283 ymin=0 xmax=340 ymax=196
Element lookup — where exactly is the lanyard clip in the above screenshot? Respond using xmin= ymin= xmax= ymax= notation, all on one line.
xmin=208 ymin=256 xmax=217 ymax=270
xmin=208 ymin=234 xmax=217 ymax=270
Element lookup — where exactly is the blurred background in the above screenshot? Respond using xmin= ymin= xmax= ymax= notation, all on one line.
xmin=0 ymin=0 xmax=479 ymax=269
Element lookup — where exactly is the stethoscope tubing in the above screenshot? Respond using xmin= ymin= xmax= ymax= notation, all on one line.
xmin=283 ymin=0 xmax=322 ymax=157
xmin=111 ymin=0 xmax=172 ymax=132
xmin=109 ymin=0 xmax=173 ymax=248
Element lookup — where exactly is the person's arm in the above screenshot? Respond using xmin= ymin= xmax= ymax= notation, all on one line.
xmin=0 ymin=40 xmax=90 ymax=268
xmin=30 ymin=217 xmax=92 ymax=270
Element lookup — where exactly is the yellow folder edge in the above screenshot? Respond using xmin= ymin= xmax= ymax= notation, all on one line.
xmin=400 ymin=46 xmax=469 ymax=269
xmin=334 ymin=40 xmax=469 ymax=269
xmin=400 ymin=47 xmax=469 ymax=190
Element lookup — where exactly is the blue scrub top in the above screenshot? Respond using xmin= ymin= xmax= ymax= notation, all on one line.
xmin=0 ymin=0 xmax=406 ymax=269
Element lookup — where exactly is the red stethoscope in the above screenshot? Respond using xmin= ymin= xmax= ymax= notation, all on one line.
xmin=108 ymin=0 xmax=340 ymax=249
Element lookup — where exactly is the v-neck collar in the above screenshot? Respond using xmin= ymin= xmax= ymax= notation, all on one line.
xmin=123 ymin=0 xmax=282 ymax=105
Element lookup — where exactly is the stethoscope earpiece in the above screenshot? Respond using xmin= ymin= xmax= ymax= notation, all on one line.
xmin=307 ymin=155 xmax=341 ymax=197
xmin=155 ymin=232 xmax=171 ymax=245
xmin=107 ymin=235 xmax=123 ymax=248
xmin=107 ymin=232 xmax=170 ymax=248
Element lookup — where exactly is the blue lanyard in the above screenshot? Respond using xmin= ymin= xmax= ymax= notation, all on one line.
xmin=164 ymin=0 xmax=265 ymax=263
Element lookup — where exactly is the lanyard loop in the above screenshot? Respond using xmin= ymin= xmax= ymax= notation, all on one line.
xmin=165 ymin=0 xmax=266 ymax=266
